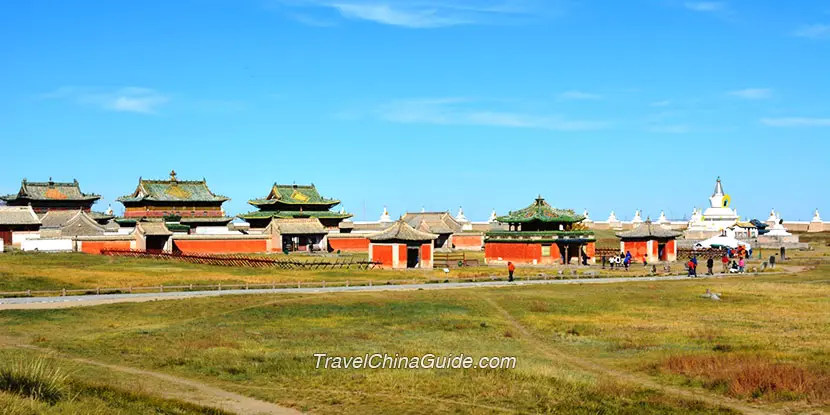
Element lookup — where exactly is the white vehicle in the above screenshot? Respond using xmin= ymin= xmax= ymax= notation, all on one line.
xmin=693 ymin=234 xmax=751 ymax=251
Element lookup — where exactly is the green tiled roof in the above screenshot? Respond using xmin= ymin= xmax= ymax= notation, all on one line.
xmin=1 ymin=179 xmax=100 ymax=202
xmin=118 ymin=172 xmax=229 ymax=203
xmin=249 ymin=183 xmax=340 ymax=207
xmin=238 ymin=210 xmax=353 ymax=220
xmin=496 ymin=196 xmax=584 ymax=224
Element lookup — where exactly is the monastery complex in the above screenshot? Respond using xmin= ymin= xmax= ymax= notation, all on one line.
xmin=0 ymin=172 xmax=826 ymax=267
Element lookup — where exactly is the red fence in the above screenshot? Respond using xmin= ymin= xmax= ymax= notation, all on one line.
xmin=100 ymin=249 xmax=380 ymax=270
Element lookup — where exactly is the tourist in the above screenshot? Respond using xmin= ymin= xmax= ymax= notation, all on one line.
xmin=780 ymin=246 xmax=786 ymax=261
xmin=581 ymin=248 xmax=588 ymax=266
xmin=730 ymin=261 xmax=739 ymax=273
xmin=706 ymin=257 xmax=714 ymax=275
xmin=769 ymin=254 xmax=776 ymax=269
xmin=687 ymin=259 xmax=697 ymax=277
xmin=643 ymin=255 xmax=648 ymax=268
xmin=721 ymin=254 xmax=729 ymax=273
xmin=623 ymin=253 xmax=631 ymax=271
xmin=507 ymin=262 xmax=515 ymax=282
xmin=609 ymin=256 xmax=615 ymax=269
xmin=739 ymin=257 xmax=745 ymax=273
xmin=748 ymin=248 xmax=753 ymax=258
xmin=601 ymin=255 xmax=607 ymax=269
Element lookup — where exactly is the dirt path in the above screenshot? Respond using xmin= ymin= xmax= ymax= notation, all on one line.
xmin=0 ymin=339 xmax=301 ymax=415
xmin=479 ymin=295 xmax=772 ymax=415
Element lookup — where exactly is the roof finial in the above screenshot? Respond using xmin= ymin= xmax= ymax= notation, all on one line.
xmin=170 ymin=170 xmax=177 ymax=181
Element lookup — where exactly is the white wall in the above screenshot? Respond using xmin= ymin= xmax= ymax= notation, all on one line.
xmin=21 ymin=238 xmax=73 ymax=252
xmin=12 ymin=231 xmax=40 ymax=248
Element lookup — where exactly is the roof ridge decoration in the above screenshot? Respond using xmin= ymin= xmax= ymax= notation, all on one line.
xmin=1 ymin=178 xmax=101 ymax=202
xmin=616 ymin=219 xmax=681 ymax=239
xmin=495 ymin=195 xmax=584 ymax=224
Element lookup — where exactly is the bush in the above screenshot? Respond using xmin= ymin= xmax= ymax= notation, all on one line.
xmin=0 ymin=357 xmax=69 ymax=404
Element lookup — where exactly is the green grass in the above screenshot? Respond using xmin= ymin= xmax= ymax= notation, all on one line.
xmin=3 ymin=263 xmax=830 ymax=413
xmin=0 ymin=350 xmax=231 ymax=414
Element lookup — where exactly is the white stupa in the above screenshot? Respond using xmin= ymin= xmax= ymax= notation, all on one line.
xmin=699 ymin=177 xmax=739 ymax=231
xmin=488 ymin=209 xmax=498 ymax=223
xmin=379 ymin=206 xmax=393 ymax=223
xmin=656 ymin=210 xmax=670 ymax=225
xmin=631 ymin=210 xmax=643 ymax=225
xmin=767 ymin=208 xmax=778 ymax=224
xmin=105 ymin=204 xmax=113 ymax=216
xmin=340 ymin=207 xmax=352 ymax=222
xmin=455 ymin=206 xmax=470 ymax=224
xmin=766 ymin=211 xmax=792 ymax=236
xmin=582 ymin=209 xmax=592 ymax=223
xmin=812 ymin=209 xmax=822 ymax=223
xmin=607 ymin=211 xmax=622 ymax=229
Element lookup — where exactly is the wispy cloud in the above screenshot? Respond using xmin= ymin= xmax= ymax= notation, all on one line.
xmin=650 ymin=100 xmax=671 ymax=107
xmin=274 ymin=0 xmax=546 ymax=28
xmin=376 ymin=98 xmax=609 ymax=131
xmin=290 ymin=12 xmax=337 ymax=27
xmin=684 ymin=2 xmax=726 ymax=12
xmin=39 ymin=86 xmax=170 ymax=114
xmin=557 ymin=90 xmax=603 ymax=101
xmin=728 ymin=88 xmax=772 ymax=100
xmin=761 ymin=117 xmax=830 ymax=127
xmin=793 ymin=24 xmax=830 ymax=39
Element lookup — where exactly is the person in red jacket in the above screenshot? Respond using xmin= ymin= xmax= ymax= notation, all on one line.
xmin=507 ymin=262 xmax=515 ymax=282
xmin=721 ymin=254 xmax=729 ymax=274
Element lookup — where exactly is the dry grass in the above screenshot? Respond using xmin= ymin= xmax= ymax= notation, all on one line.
xmin=662 ymin=354 xmax=830 ymax=402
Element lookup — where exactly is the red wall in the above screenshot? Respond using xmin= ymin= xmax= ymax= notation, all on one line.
xmin=372 ymin=244 xmax=394 ymax=267
xmin=623 ymin=241 xmax=649 ymax=263
xmin=421 ymin=243 xmax=431 ymax=264
xmin=398 ymin=244 xmax=407 ymax=264
xmin=328 ymin=237 xmax=370 ymax=252
xmin=586 ymin=242 xmax=596 ymax=258
xmin=485 ymin=242 xmax=543 ymax=264
xmin=453 ymin=234 xmax=484 ymax=250
xmin=173 ymin=239 xmax=268 ymax=254
xmin=81 ymin=240 xmax=132 ymax=254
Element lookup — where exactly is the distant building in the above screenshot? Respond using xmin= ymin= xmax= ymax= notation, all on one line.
xmin=0 ymin=205 xmax=41 ymax=247
xmin=1 ymin=178 xmax=101 ymax=213
xmin=400 ymin=211 xmax=462 ymax=250
xmin=239 ymin=183 xmax=352 ymax=229
xmin=485 ymin=196 xmax=596 ymax=265
xmin=368 ymin=220 xmax=437 ymax=269
xmin=116 ymin=170 xmax=232 ymax=229
xmin=616 ymin=220 xmax=681 ymax=263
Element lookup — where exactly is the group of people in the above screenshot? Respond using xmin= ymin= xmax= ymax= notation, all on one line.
xmin=607 ymin=251 xmax=633 ymax=271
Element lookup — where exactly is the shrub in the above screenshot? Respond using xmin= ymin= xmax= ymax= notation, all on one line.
xmin=0 ymin=357 xmax=69 ymax=404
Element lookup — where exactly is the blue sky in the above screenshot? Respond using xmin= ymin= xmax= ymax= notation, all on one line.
xmin=1 ymin=0 xmax=828 ymax=221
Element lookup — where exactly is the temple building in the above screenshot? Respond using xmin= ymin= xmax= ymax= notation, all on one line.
xmin=485 ymin=196 xmax=595 ymax=265
xmin=368 ymin=220 xmax=436 ymax=269
xmin=616 ymin=220 xmax=681 ymax=263
xmin=400 ymin=211 xmax=462 ymax=250
xmin=116 ymin=171 xmax=232 ymax=229
xmin=265 ymin=217 xmax=328 ymax=253
xmin=239 ymin=183 xmax=352 ymax=229
xmin=1 ymin=178 xmax=103 ymax=215
xmin=0 ymin=206 xmax=41 ymax=247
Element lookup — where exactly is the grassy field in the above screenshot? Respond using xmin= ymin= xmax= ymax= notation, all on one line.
xmin=1 ymin=259 xmax=828 ymax=413
xmin=0 ymin=249 xmax=684 ymax=293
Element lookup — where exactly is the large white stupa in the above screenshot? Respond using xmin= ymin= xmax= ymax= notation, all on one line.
xmin=685 ymin=177 xmax=740 ymax=238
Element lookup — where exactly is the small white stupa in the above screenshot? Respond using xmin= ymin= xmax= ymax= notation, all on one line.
xmin=766 ymin=211 xmax=792 ymax=237
xmin=455 ymin=206 xmax=470 ymax=224
xmin=607 ymin=211 xmax=622 ymax=229
xmin=105 ymin=204 xmax=113 ymax=216
xmin=582 ymin=209 xmax=592 ymax=223
xmin=767 ymin=208 xmax=778 ymax=224
xmin=379 ymin=206 xmax=393 ymax=223
xmin=340 ymin=207 xmax=352 ymax=222
xmin=631 ymin=210 xmax=643 ymax=225
xmin=656 ymin=210 xmax=670 ymax=225
xmin=812 ymin=209 xmax=822 ymax=223
xmin=488 ymin=209 xmax=498 ymax=223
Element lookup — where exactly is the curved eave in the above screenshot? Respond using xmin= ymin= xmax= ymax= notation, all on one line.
xmin=495 ymin=215 xmax=585 ymax=224
xmin=248 ymin=199 xmax=341 ymax=207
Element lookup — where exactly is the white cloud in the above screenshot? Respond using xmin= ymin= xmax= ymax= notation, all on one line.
xmin=649 ymin=100 xmax=671 ymax=107
xmin=557 ymin=90 xmax=603 ymax=101
xmin=275 ymin=0 xmax=544 ymax=28
xmin=761 ymin=117 xmax=830 ymax=127
xmin=39 ymin=86 xmax=169 ymax=114
xmin=377 ymin=98 xmax=609 ymax=131
xmin=793 ymin=24 xmax=830 ymax=39
xmin=727 ymin=88 xmax=771 ymax=100
xmin=684 ymin=2 xmax=726 ymax=12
